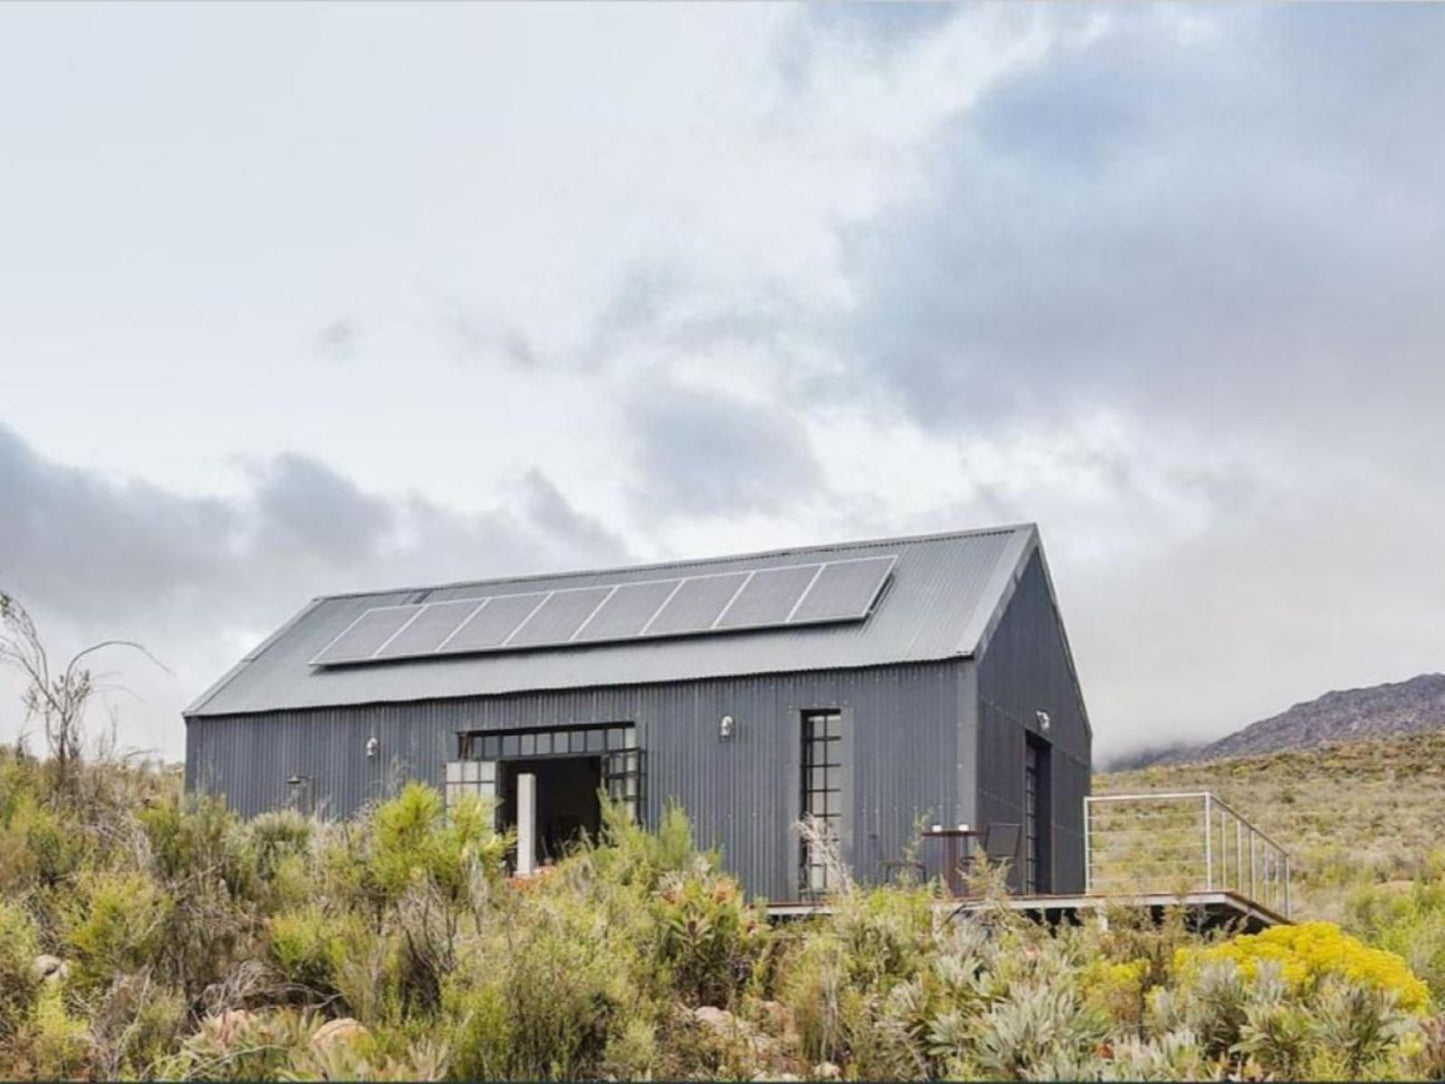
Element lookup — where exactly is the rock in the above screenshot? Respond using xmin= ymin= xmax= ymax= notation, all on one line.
xmin=813 ymin=1061 xmax=841 ymax=1080
xmin=752 ymin=1074 xmax=801 ymax=1082
xmin=692 ymin=1005 xmax=738 ymax=1032
xmin=313 ymin=1017 xmax=370 ymax=1048
xmin=30 ymin=955 xmax=68 ymax=983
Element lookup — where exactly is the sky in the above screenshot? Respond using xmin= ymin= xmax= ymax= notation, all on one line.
xmin=2 ymin=3 xmax=1442 ymax=764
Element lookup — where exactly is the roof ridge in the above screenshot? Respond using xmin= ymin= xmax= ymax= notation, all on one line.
xmin=314 ymin=522 xmax=1037 ymax=602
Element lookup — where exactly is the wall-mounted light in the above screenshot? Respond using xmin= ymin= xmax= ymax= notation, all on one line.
xmin=719 ymin=714 xmax=735 ymax=741
xmin=365 ymin=736 xmax=379 ymax=758
xmin=1035 ymin=710 xmax=1051 ymax=732
xmin=286 ymin=773 xmax=316 ymax=817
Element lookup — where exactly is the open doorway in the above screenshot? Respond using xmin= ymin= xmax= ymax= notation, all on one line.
xmin=501 ymin=757 xmax=603 ymax=866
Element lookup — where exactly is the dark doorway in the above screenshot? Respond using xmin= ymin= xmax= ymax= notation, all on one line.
xmin=1024 ymin=734 xmax=1052 ymax=893
xmin=501 ymin=757 xmax=603 ymax=866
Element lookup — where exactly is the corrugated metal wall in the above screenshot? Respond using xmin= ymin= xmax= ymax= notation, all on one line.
xmin=974 ymin=550 xmax=1092 ymax=893
xmin=186 ymin=660 xmax=968 ymax=901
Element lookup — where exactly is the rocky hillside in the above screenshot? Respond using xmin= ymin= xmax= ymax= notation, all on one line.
xmin=1108 ymin=672 xmax=1445 ymax=768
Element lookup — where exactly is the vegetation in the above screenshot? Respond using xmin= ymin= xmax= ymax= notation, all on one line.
xmin=1099 ymin=729 xmax=1445 ymax=921
xmin=1 ymin=587 xmax=1440 ymax=1080
xmin=2 ymin=748 xmax=1443 ymax=1081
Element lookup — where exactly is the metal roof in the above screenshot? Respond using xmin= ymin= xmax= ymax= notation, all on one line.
xmin=186 ymin=523 xmax=1041 ymax=717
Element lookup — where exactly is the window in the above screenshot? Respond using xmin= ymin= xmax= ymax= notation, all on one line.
xmin=602 ymin=747 xmax=645 ymax=824
xmin=801 ymin=710 xmax=843 ymax=894
xmin=456 ymin=723 xmax=643 ymax=824
xmin=444 ymin=757 xmax=497 ymax=810
xmin=1023 ymin=737 xmax=1050 ymax=893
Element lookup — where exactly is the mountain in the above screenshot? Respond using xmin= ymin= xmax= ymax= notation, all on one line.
xmin=1189 ymin=673 xmax=1445 ymax=762
xmin=1104 ymin=673 xmax=1445 ymax=769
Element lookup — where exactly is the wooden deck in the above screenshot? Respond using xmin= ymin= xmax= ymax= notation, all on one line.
xmin=766 ymin=889 xmax=1289 ymax=933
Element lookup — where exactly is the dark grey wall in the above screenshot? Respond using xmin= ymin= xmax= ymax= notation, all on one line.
xmin=187 ymin=660 xmax=969 ymax=901
xmin=974 ymin=550 xmax=1092 ymax=893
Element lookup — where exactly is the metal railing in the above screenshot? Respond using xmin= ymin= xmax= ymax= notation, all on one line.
xmin=1084 ymin=792 xmax=1291 ymax=919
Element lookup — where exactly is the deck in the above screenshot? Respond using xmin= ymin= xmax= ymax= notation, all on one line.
xmin=769 ymin=791 xmax=1294 ymax=933
xmin=766 ymin=889 xmax=1286 ymax=933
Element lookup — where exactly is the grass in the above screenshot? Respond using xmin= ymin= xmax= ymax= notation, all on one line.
xmin=1096 ymin=729 xmax=1445 ymax=921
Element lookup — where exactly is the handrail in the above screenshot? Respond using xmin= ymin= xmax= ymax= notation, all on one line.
xmin=1084 ymin=791 xmax=1292 ymax=919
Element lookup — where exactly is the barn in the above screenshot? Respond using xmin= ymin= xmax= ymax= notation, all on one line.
xmin=184 ymin=523 xmax=1091 ymax=900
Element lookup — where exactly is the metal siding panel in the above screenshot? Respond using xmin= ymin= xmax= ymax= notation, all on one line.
xmin=974 ymin=550 xmax=1092 ymax=892
xmin=188 ymin=660 xmax=966 ymax=902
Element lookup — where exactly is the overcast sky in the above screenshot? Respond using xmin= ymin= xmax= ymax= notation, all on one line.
xmin=2 ymin=3 xmax=1442 ymax=763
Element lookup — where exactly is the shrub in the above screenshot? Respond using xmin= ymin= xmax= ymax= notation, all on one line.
xmin=1345 ymin=879 xmax=1445 ymax=1001
xmin=267 ymin=905 xmax=364 ymax=996
xmin=1177 ymin=920 xmax=1432 ymax=1014
xmin=368 ymin=784 xmax=507 ymax=907
xmin=29 ymin=982 xmax=93 ymax=1079
xmin=0 ymin=898 xmax=40 ymax=1025
xmin=652 ymin=869 xmax=770 ymax=1007
xmin=64 ymin=869 xmax=174 ymax=992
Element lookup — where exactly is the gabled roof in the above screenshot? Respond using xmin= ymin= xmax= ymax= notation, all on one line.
xmin=185 ymin=523 xmax=1043 ymax=718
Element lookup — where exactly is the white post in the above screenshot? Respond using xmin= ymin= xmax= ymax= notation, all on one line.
xmin=516 ymin=772 xmax=537 ymax=877
xmin=1236 ymin=818 xmax=1244 ymax=895
xmin=1083 ymin=798 xmax=1093 ymax=895
xmin=1203 ymin=794 xmax=1213 ymax=891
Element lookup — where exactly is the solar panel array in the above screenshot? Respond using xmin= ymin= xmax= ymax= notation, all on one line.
xmin=311 ymin=555 xmax=896 ymax=666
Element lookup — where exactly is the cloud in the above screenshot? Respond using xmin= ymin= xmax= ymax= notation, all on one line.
xmin=625 ymin=381 xmax=823 ymax=521
xmin=831 ymin=5 xmax=1445 ymax=446
xmin=0 ymin=422 xmax=629 ymax=756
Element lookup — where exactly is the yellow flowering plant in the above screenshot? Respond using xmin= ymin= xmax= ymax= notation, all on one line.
xmin=1175 ymin=921 xmax=1431 ymax=1014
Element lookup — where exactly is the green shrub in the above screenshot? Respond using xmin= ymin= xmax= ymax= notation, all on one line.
xmin=29 ymin=982 xmax=92 ymax=1079
xmin=64 ymin=869 xmax=173 ymax=992
xmin=0 ymin=899 xmax=41 ymax=1028
xmin=652 ymin=869 xmax=770 ymax=1007
xmin=267 ymin=904 xmax=370 ymax=996
xmin=368 ymin=783 xmax=507 ymax=907
xmin=138 ymin=792 xmax=240 ymax=885
xmin=1345 ymin=879 xmax=1445 ymax=1001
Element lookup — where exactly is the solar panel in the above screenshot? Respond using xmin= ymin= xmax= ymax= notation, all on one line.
xmin=644 ymin=572 xmax=749 ymax=636
xmin=572 ymin=579 xmax=680 ymax=642
xmin=310 ymin=554 xmax=897 ymax=665
xmin=508 ymin=587 xmax=613 ymax=647
xmin=789 ymin=555 xmax=896 ymax=624
xmin=312 ymin=606 xmax=419 ymax=664
xmin=374 ymin=599 xmax=482 ymax=658
xmin=440 ymin=593 xmax=547 ymax=653
xmin=715 ymin=564 xmax=821 ymax=629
